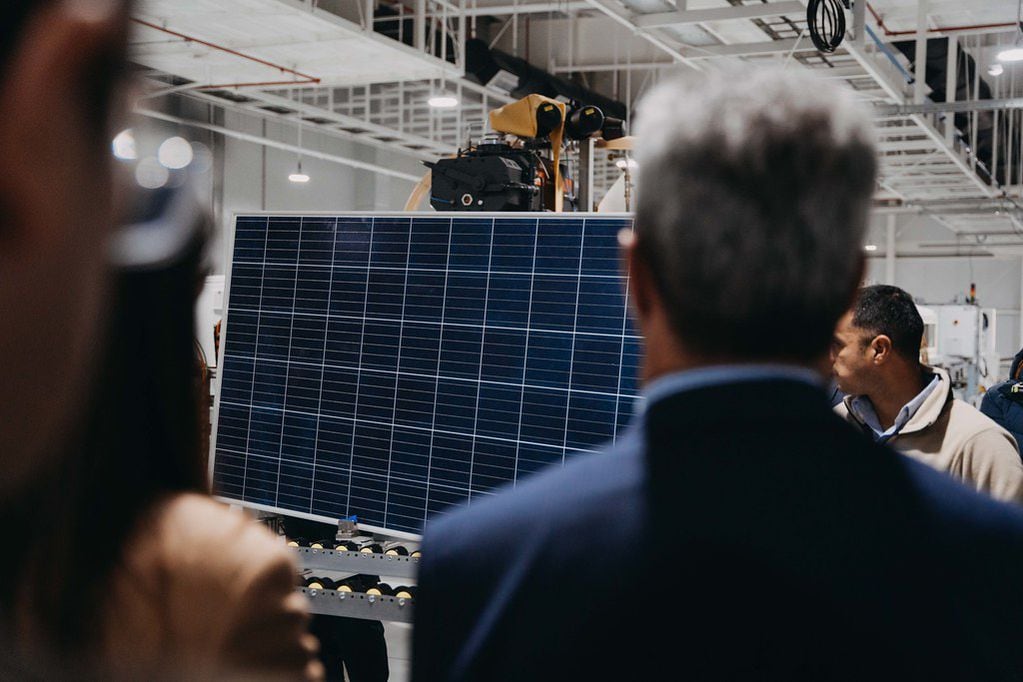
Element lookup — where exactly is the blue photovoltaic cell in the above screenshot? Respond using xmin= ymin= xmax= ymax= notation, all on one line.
xmin=212 ymin=214 xmax=641 ymax=534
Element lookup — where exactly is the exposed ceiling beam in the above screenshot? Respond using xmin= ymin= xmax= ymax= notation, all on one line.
xmin=633 ymin=1 xmax=803 ymax=30
xmin=456 ymin=0 xmax=591 ymax=16
xmin=582 ymin=0 xmax=703 ymax=71
xmin=136 ymin=108 xmax=423 ymax=182
xmin=876 ymin=97 xmax=1023 ymax=117
xmin=551 ymin=61 xmax=676 ymax=73
xmin=684 ymin=37 xmax=801 ymax=59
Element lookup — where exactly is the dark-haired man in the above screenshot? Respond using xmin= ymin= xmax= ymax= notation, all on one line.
xmin=833 ymin=284 xmax=1023 ymax=502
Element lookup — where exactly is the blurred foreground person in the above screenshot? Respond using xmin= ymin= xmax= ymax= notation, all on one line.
xmin=413 ymin=67 xmax=1023 ymax=681
xmin=0 ymin=1 xmax=321 ymax=678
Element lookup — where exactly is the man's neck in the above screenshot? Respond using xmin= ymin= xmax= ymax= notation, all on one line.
xmin=642 ymin=348 xmax=828 ymax=386
xmin=636 ymin=309 xmax=827 ymax=387
xmin=867 ymin=365 xmax=930 ymax=430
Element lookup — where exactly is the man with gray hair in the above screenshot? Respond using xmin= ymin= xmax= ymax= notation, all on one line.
xmin=412 ymin=68 xmax=1023 ymax=681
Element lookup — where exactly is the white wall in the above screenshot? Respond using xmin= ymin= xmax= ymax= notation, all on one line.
xmin=862 ymin=213 xmax=1023 ymax=367
xmin=209 ymin=107 xmax=426 ymax=273
xmin=865 ymin=256 xmax=1021 ymax=361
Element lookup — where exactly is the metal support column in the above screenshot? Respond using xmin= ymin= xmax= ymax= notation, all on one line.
xmin=914 ymin=0 xmax=929 ymax=105
xmin=578 ymin=138 xmax=595 ymax=212
xmin=885 ymin=214 xmax=897 ymax=284
xmin=415 ymin=0 xmax=427 ymax=50
xmin=945 ymin=36 xmax=957 ymax=146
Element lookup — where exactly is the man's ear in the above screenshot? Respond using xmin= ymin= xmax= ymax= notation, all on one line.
xmin=870 ymin=335 xmax=894 ymax=365
xmin=620 ymin=228 xmax=655 ymax=318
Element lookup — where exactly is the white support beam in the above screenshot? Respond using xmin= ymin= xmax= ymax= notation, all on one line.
xmin=876 ymin=97 xmax=1023 ymax=117
xmin=945 ymin=35 xmax=957 ymax=146
xmin=686 ymin=38 xmax=802 ymax=59
xmin=136 ymin=108 xmax=423 ymax=182
xmin=582 ymin=0 xmax=702 ymax=71
xmin=633 ymin=1 xmax=803 ymax=29
xmin=180 ymin=88 xmax=446 ymax=160
xmin=552 ymin=61 xmax=676 ymax=73
xmin=885 ymin=214 xmax=898 ymax=284
xmin=914 ymin=0 xmax=929 ymax=104
xmin=455 ymin=0 xmax=590 ymax=16
xmin=415 ymin=0 xmax=427 ymax=50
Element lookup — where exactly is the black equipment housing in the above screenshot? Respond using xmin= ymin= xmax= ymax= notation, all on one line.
xmin=427 ymin=142 xmax=543 ymax=212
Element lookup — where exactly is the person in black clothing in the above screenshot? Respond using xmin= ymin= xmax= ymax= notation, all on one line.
xmin=282 ymin=515 xmax=390 ymax=682
xmin=982 ymin=347 xmax=1023 ymax=453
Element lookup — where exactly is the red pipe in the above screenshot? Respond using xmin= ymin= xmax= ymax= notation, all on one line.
xmin=131 ymin=18 xmax=320 ymax=88
xmin=866 ymin=2 xmax=1017 ymax=38
xmin=198 ymin=80 xmax=319 ymax=90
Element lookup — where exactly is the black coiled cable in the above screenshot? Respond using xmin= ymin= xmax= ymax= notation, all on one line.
xmin=808 ymin=0 xmax=849 ymax=53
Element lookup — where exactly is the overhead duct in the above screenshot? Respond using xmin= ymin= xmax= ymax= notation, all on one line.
xmin=464 ymin=38 xmax=628 ymax=120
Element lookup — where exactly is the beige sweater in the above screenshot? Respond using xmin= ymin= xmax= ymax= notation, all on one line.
xmin=837 ymin=368 xmax=1023 ymax=504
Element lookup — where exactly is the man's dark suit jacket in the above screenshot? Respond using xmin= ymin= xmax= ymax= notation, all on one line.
xmin=412 ymin=379 xmax=1023 ymax=681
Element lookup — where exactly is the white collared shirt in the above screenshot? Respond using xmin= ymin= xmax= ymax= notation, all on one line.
xmin=849 ymin=374 xmax=941 ymax=443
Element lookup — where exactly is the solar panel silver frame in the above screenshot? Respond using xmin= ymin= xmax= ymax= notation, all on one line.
xmin=210 ymin=211 xmax=636 ymax=539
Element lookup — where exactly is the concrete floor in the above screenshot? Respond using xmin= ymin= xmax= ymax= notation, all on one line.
xmin=383 ymin=622 xmax=412 ymax=682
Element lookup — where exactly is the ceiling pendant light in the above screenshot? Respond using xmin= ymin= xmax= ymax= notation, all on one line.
xmin=428 ymin=95 xmax=459 ymax=108
xmin=998 ymin=47 xmax=1023 ymax=63
xmin=427 ymin=76 xmax=458 ymax=108
xmin=289 ymin=119 xmax=310 ymax=183
xmin=289 ymin=159 xmax=310 ymax=183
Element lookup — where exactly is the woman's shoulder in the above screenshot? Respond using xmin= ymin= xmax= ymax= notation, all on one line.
xmin=128 ymin=493 xmax=296 ymax=590
xmin=102 ymin=495 xmax=319 ymax=679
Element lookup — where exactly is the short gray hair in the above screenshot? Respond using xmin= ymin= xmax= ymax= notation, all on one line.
xmin=633 ymin=66 xmax=876 ymax=362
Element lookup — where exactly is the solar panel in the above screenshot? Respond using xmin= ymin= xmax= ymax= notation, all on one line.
xmin=211 ymin=213 xmax=640 ymax=534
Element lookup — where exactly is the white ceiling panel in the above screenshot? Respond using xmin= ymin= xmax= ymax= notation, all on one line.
xmin=131 ymin=0 xmax=460 ymax=88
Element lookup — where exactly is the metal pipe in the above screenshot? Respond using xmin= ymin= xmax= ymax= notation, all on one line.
xmin=866 ymin=2 xmax=1016 ymax=38
xmin=438 ymin=0 xmax=589 ymax=16
xmin=552 ymin=61 xmax=677 ymax=73
xmin=876 ymin=97 xmax=1023 ymax=116
xmin=130 ymin=18 xmax=320 ymax=85
xmin=885 ymin=214 xmax=897 ymax=284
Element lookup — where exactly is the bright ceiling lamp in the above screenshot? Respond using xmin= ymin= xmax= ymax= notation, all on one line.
xmin=112 ymin=129 xmax=137 ymax=160
xmin=989 ymin=63 xmax=1005 ymax=76
xmin=864 ymin=244 xmax=878 ymax=252
xmin=615 ymin=158 xmax=638 ymax=170
xmin=157 ymin=136 xmax=194 ymax=169
xmin=428 ymin=95 xmax=459 ymax=108
xmin=997 ymin=47 xmax=1023 ymax=62
xmin=288 ymin=160 xmax=310 ymax=183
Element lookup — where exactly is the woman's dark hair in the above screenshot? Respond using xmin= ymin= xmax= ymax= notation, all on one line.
xmin=3 ymin=215 xmax=209 ymax=652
